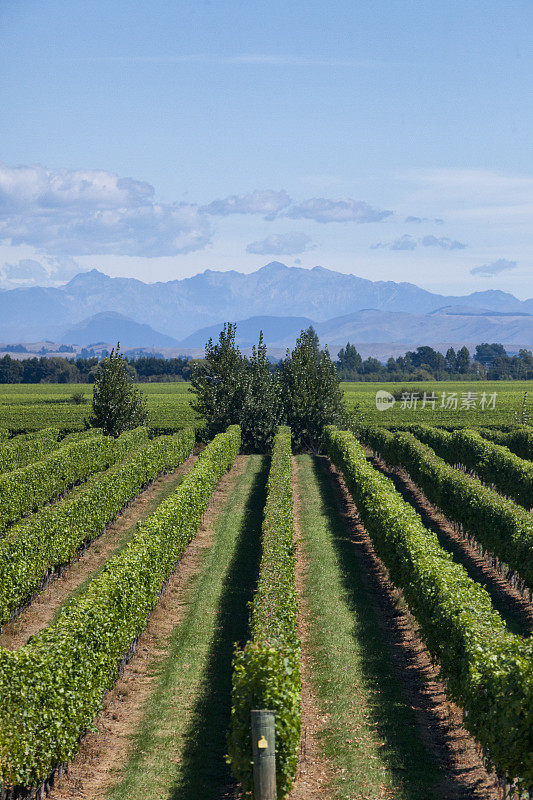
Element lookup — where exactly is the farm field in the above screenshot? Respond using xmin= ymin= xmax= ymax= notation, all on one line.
xmin=0 ymin=379 xmax=531 ymax=435
xmin=0 ymin=410 xmax=532 ymax=798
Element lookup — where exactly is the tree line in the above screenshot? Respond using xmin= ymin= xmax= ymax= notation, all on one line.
xmin=77 ymin=329 xmax=346 ymax=450
xmin=336 ymin=342 xmax=533 ymax=381
xmin=0 ymin=354 xmax=193 ymax=384
xmin=0 ymin=339 xmax=531 ymax=384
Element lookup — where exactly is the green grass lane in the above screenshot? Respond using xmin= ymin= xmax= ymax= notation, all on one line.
xmin=106 ymin=454 xmax=268 ymax=800
xmin=295 ymin=454 xmax=445 ymax=800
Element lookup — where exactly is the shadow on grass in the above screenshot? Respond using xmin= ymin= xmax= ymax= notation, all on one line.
xmin=169 ymin=456 xmax=269 ymax=800
xmin=310 ymin=455 xmax=445 ymax=799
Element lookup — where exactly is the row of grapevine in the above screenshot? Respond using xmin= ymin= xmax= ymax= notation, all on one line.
xmin=0 ymin=425 xmax=241 ymax=792
xmin=228 ymin=426 xmax=301 ymax=799
xmin=0 ymin=427 xmax=148 ymax=532
xmin=360 ymin=427 xmax=533 ymax=591
xmin=0 ymin=428 xmax=60 ymax=475
xmin=60 ymin=428 xmax=102 ymax=444
xmin=409 ymin=424 xmax=533 ymax=508
xmin=325 ymin=426 xmax=533 ymax=789
xmin=480 ymin=426 xmax=533 ymax=461
xmin=0 ymin=429 xmax=195 ymax=627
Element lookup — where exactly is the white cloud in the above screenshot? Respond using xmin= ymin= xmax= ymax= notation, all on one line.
xmin=470 ymin=258 xmax=517 ymax=277
xmin=421 ymin=235 xmax=466 ymax=250
xmin=3 ymin=258 xmax=48 ymax=283
xmin=283 ymin=197 xmax=392 ymax=223
xmin=0 ymin=255 xmax=90 ymax=287
xmin=372 ymin=234 xmax=466 ymax=251
xmin=246 ymin=231 xmax=314 ymax=255
xmin=203 ymin=190 xmax=291 ymax=216
xmin=405 ymin=216 xmax=444 ymax=224
xmin=0 ymin=163 xmax=211 ymax=257
xmin=372 ymin=235 xmax=417 ymax=251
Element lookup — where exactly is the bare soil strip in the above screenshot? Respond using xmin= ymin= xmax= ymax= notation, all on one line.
xmin=46 ymin=455 xmax=247 ymax=800
xmin=366 ymin=451 xmax=533 ymax=638
xmin=323 ymin=455 xmax=500 ymax=800
xmin=0 ymin=455 xmax=197 ymax=651
xmin=288 ymin=457 xmax=334 ymax=800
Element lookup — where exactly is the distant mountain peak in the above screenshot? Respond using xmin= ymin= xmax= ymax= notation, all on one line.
xmin=257 ymin=261 xmax=290 ymax=273
xmin=63 ymin=268 xmax=110 ymax=290
xmin=1 ymin=261 xmax=531 ymax=347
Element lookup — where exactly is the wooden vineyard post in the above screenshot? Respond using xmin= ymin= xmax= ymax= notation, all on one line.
xmin=251 ymin=709 xmax=277 ymax=800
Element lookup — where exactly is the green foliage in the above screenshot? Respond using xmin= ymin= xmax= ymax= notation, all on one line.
xmin=360 ymin=426 xmax=533 ymax=589
xmin=228 ymin=426 xmax=301 ymax=798
xmin=69 ymin=390 xmax=87 ymax=404
xmin=239 ymin=333 xmax=283 ymax=453
xmin=0 ymin=429 xmax=194 ymax=626
xmin=514 ymin=391 xmax=531 ymax=426
xmin=0 ymin=428 xmax=147 ymax=532
xmin=0 ymin=427 xmax=60 ymax=474
xmin=230 ymin=644 xmax=301 ymax=798
xmin=411 ymin=424 xmax=533 ymax=508
xmin=0 ymin=425 xmax=240 ymax=789
xmin=60 ymin=428 xmax=102 ymax=444
xmin=279 ymin=327 xmax=346 ymax=451
xmin=479 ymin=425 xmax=533 ymax=460
xmin=191 ymin=324 xmax=282 ymax=452
xmin=88 ymin=344 xmax=148 ymax=437
xmin=325 ymin=426 xmax=533 ymax=787
xmin=0 ymin=379 xmax=530 ymax=435
xmin=190 ymin=323 xmax=246 ymax=439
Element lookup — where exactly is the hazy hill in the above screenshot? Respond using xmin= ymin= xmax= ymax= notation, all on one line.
xmin=1 ymin=262 xmax=531 ymax=347
xmin=61 ymin=312 xmax=180 ymax=348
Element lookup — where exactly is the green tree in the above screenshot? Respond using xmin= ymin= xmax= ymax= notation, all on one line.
xmin=279 ymin=326 xmax=346 ymax=451
xmin=337 ymin=342 xmax=363 ymax=373
xmin=190 ymin=323 xmax=247 ymax=441
xmin=88 ymin=344 xmax=147 ymax=436
xmin=445 ymin=347 xmax=457 ymax=372
xmin=474 ymin=342 xmax=507 ymax=367
xmin=239 ymin=332 xmax=283 ymax=452
xmin=456 ymin=345 xmax=470 ymax=374
xmin=191 ymin=325 xmax=282 ymax=451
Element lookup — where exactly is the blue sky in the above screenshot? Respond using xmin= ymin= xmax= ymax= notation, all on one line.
xmin=1 ymin=0 xmax=532 ymax=297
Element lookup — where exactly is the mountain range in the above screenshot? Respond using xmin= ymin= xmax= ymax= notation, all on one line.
xmin=1 ymin=262 xmax=532 ymax=355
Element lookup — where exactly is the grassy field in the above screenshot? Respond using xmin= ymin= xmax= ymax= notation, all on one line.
xmin=0 ymin=380 xmax=531 ymax=434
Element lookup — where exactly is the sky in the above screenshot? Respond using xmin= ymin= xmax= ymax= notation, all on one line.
xmin=0 ymin=0 xmax=532 ymax=298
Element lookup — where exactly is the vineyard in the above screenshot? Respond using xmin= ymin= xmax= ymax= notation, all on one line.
xmin=0 ymin=386 xmax=532 ymax=800
xmin=0 ymin=380 xmax=531 ymax=435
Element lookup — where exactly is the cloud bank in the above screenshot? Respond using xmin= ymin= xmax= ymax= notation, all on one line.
xmin=405 ymin=216 xmax=444 ymax=224
xmin=470 ymin=258 xmax=517 ymax=277
xmin=0 ymin=255 xmax=90 ymax=288
xmin=0 ymin=163 xmax=211 ymax=257
xmin=203 ymin=190 xmax=291 ymax=216
xmin=373 ymin=234 xmax=466 ymax=251
xmin=283 ymin=197 xmax=392 ymax=223
xmin=246 ymin=231 xmax=314 ymax=255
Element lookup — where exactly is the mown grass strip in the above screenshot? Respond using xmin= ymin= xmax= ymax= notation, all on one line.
xmin=294 ymin=454 xmax=443 ymax=800
xmin=106 ymin=455 xmax=267 ymax=800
